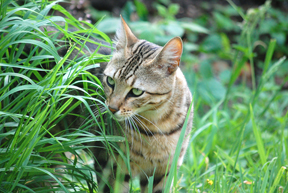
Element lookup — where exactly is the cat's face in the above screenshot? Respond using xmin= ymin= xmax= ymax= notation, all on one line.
xmin=103 ymin=17 xmax=183 ymax=121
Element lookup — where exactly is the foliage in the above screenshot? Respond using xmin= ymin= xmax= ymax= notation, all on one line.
xmin=1 ymin=0 xmax=288 ymax=192
xmin=179 ymin=1 xmax=288 ymax=193
xmin=0 ymin=0 xmax=116 ymax=192
xmin=94 ymin=1 xmax=208 ymax=46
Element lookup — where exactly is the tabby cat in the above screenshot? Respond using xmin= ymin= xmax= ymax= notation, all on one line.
xmin=98 ymin=16 xmax=193 ymax=193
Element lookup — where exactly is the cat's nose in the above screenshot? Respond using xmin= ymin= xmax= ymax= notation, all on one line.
xmin=108 ymin=106 xmax=118 ymax=114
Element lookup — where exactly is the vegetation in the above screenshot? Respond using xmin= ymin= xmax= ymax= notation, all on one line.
xmin=0 ymin=0 xmax=114 ymax=192
xmin=0 ymin=0 xmax=287 ymax=192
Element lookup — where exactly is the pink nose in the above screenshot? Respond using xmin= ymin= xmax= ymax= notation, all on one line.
xmin=108 ymin=106 xmax=118 ymax=114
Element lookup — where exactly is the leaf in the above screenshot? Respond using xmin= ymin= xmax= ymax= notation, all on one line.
xmin=271 ymin=32 xmax=286 ymax=45
xmin=25 ymin=166 xmax=70 ymax=193
xmin=260 ymin=158 xmax=277 ymax=193
xmin=183 ymin=42 xmax=199 ymax=52
xmin=168 ymin=4 xmax=180 ymax=15
xmin=200 ymin=59 xmax=213 ymax=79
xmin=164 ymin=21 xmax=184 ymax=37
xmin=97 ymin=18 xmax=120 ymax=33
xmin=250 ymin=104 xmax=266 ymax=166
xmin=121 ymin=1 xmax=135 ymax=21
xmin=155 ymin=4 xmax=167 ymax=17
xmin=199 ymin=79 xmax=226 ymax=101
xmin=200 ymin=34 xmax=222 ymax=52
xmin=164 ymin=102 xmax=193 ymax=192
xmin=0 ymin=85 xmax=43 ymax=103
xmin=220 ymin=33 xmax=231 ymax=53
xmin=134 ymin=0 xmax=148 ymax=21
xmin=139 ymin=29 xmax=155 ymax=42
xmin=180 ymin=22 xmax=209 ymax=34
xmin=213 ymin=12 xmax=237 ymax=31
xmin=268 ymin=166 xmax=286 ymax=193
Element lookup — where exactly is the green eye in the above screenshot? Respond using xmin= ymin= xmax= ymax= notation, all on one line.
xmin=107 ymin=76 xmax=115 ymax=87
xmin=132 ymin=88 xmax=144 ymax=96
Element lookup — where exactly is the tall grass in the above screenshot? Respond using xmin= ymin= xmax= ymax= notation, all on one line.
xmin=0 ymin=0 xmax=118 ymax=192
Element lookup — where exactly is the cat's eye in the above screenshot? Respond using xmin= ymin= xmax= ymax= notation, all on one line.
xmin=107 ymin=76 xmax=115 ymax=88
xmin=131 ymin=88 xmax=144 ymax=96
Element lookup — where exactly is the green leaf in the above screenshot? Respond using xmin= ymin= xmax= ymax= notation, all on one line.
xmin=164 ymin=102 xmax=193 ymax=192
xmin=250 ymin=104 xmax=266 ymax=166
xmin=180 ymin=22 xmax=209 ymax=34
xmin=201 ymin=34 xmax=222 ymax=52
xmin=213 ymin=12 xmax=238 ymax=31
xmin=121 ymin=1 xmax=135 ymax=21
xmin=268 ymin=166 xmax=286 ymax=193
xmin=271 ymin=32 xmax=286 ymax=45
xmin=97 ymin=18 xmax=120 ymax=33
xmin=155 ymin=4 xmax=167 ymax=18
xmin=164 ymin=21 xmax=184 ymax=37
xmin=134 ymin=0 xmax=148 ymax=21
xmin=168 ymin=4 xmax=180 ymax=15
xmin=183 ymin=42 xmax=199 ymax=52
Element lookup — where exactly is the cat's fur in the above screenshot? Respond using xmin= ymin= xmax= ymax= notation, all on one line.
xmin=98 ymin=17 xmax=193 ymax=193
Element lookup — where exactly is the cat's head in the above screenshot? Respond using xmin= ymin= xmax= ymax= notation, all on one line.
xmin=103 ymin=16 xmax=183 ymax=121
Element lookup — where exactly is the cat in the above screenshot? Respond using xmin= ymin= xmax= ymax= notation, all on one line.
xmin=39 ymin=16 xmax=193 ymax=192
xmin=96 ymin=16 xmax=194 ymax=193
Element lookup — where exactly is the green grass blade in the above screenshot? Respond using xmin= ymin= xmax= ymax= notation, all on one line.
xmin=260 ymin=158 xmax=277 ymax=193
xmin=268 ymin=166 xmax=286 ymax=193
xmin=250 ymin=104 xmax=266 ymax=166
xmin=164 ymin=102 xmax=193 ymax=192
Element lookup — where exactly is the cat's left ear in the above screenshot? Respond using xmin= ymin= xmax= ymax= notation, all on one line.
xmin=116 ymin=15 xmax=138 ymax=49
xmin=153 ymin=37 xmax=183 ymax=74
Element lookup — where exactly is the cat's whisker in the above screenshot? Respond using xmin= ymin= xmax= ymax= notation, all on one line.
xmin=135 ymin=113 xmax=164 ymax=135
xmin=130 ymin=116 xmax=143 ymax=145
xmin=125 ymin=119 xmax=133 ymax=148
xmin=79 ymin=104 xmax=107 ymax=128
xmin=133 ymin=115 xmax=158 ymax=141
xmin=91 ymin=107 xmax=106 ymax=118
xmin=129 ymin=117 xmax=137 ymax=148
xmin=135 ymin=113 xmax=170 ymax=142
xmin=165 ymin=98 xmax=174 ymax=105
xmin=127 ymin=117 xmax=136 ymax=148
xmin=133 ymin=115 xmax=154 ymax=137
xmin=132 ymin=116 xmax=155 ymax=144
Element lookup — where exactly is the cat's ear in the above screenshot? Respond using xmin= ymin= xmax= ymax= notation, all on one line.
xmin=154 ymin=37 xmax=183 ymax=74
xmin=116 ymin=15 xmax=138 ymax=49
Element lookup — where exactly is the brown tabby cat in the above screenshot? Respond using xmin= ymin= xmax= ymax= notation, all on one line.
xmin=99 ymin=16 xmax=193 ymax=193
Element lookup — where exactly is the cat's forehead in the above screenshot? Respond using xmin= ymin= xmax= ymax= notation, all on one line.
xmin=129 ymin=40 xmax=160 ymax=58
xmin=105 ymin=40 xmax=161 ymax=80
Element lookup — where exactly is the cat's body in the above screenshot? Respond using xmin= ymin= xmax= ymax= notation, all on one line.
xmin=98 ymin=17 xmax=193 ymax=193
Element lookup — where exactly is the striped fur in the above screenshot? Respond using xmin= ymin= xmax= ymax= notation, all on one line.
xmin=100 ymin=16 xmax=193 ymax=193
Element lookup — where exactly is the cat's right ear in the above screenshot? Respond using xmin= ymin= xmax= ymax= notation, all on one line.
xmin=115 ymin=15 xmax=138 ymax=50
xmin=153 ymin=37 xmax=183 ymax=75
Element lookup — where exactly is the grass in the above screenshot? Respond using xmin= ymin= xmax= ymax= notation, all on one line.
xmin=179 ymin=2 xmax=288 ymax=192
xmin=1 ymin=0 xmax=288 ymax=192
xmin=0 ymin=0 xmax=116 ymax=192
